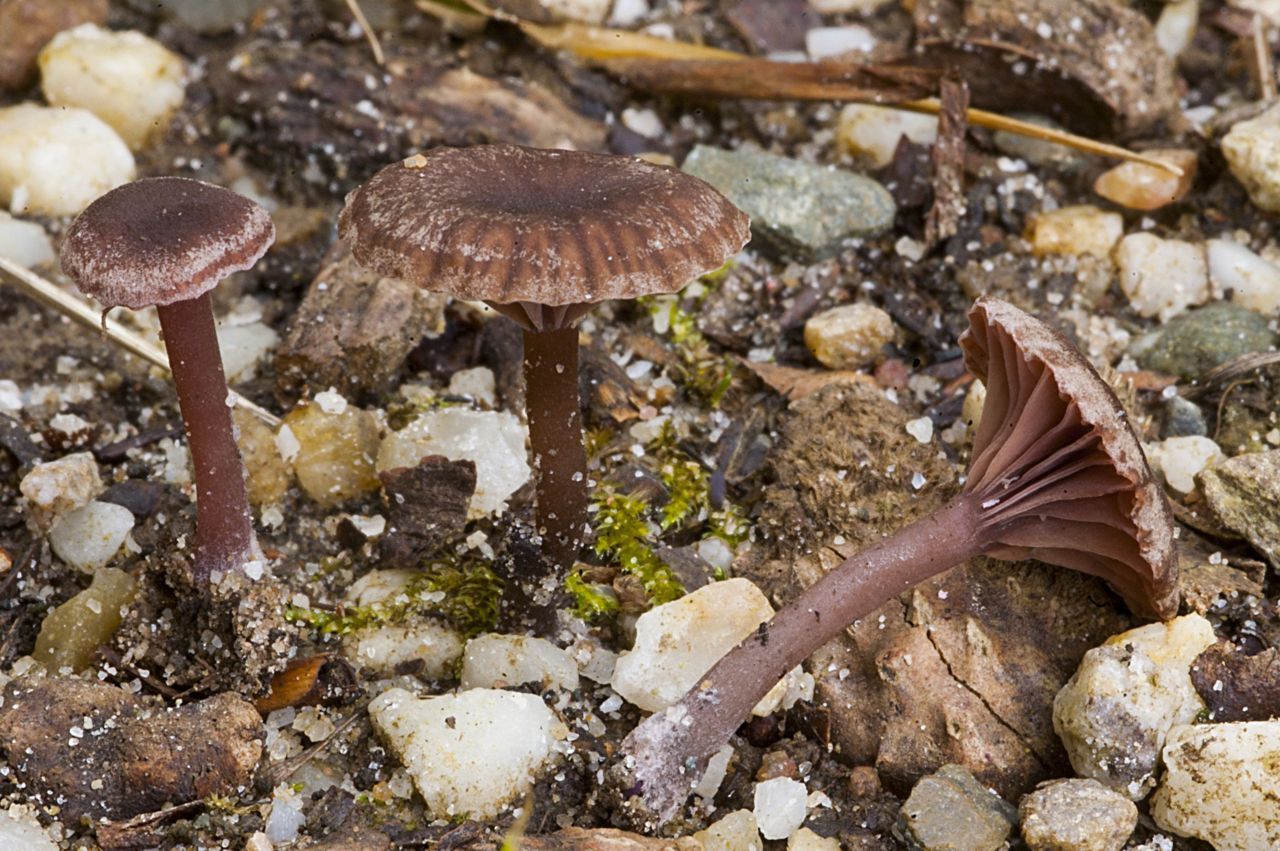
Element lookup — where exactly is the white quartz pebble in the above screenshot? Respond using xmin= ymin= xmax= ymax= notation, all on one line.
xmin=1053 ymin=614 xmax=1217 ymax=800
xmin=754 ymin=777 xmax=809 ymax=840
xmin=0 ymin=212 xmax=54 ymax=268
xmin=0 ymin=104 xmax=134 ymax=216
xmin=368 ymin=687 xmax=567 ymax=818
xmin=378 ymin=408 xmax=530 ymax=518
xmin=1145 ymin=436 xmax=1224 ymax=494
xmin=39 ymin=24 xmax=186 ymax=150
xmin=0 ymin=807 xmax=58 ymax=851
xmin=1223 ymin=101 xmax=1280 ymax=213
xmin=1207 ymin=238 xmax=1280 ymax=315
xmin=1151 ymin=721 xmax=1280 ymax=850
xmin=217 ymin=321 xmax=279 ymax=382
xmin=1114 ymin=233 xmax=1210 ymax=321
xmin=837 ymin=104 xmax=938 ymax=169
xmin=805 ymin=25 xmax=876 ymax=60
xmin=49 ymin=500 xmax=134 ymax=572
xmin=611 ymin=577 xmax=806 ymax=716
xmin=19 ymin=452 xmax=102 ymax=529
xmin=460 ymin=633 xmax=580 ymax=693
xmin=694 ymin=809 xmax=763 ymax=851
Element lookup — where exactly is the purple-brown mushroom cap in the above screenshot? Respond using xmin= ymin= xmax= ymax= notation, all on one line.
xmin=960 ymin=296 xmax=1179 ymax=619
xmin=337 ymin=145 xmax=751 ymax=315
xmin=61 ymin=177 xmax=275 ymax=310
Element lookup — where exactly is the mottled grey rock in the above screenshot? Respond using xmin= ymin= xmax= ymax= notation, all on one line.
xmin=1160 ymin=396 xmax=1207 ymax=438
xmin=1200 ymin=449 xmax=1280 ymax=571
xmin=1132 ymin=302 xmax=1277 ymax=380
xmin=1019 ymin=779 xmax=1137 ymax=851
xmin=682 ymin=144 xmax=894 ymax=258
xmin=1052 ymin=615 xmax=1216 ymax=800
xmin=896 ymin=764 xmax=1017 ymax=851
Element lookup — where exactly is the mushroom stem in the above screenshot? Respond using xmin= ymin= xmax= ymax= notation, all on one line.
xmin=157 ymin=291 xmax=258 ymax=585
xmin=616 ymin=491 xmax=988 ymax=822
xmin=522 ymin=325 xmax=589 ymax=567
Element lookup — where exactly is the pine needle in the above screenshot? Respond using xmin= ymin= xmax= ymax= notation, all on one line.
xmin=345 ymin=0 xmax=386 ymax=66
xmin=0 ymin=257 xmax=281 ymax=427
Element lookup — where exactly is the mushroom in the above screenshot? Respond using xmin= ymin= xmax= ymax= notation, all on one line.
xmin=61 ymin=177 xmax=275 ymax=586
xmin=614 ymin=295 xmax=1179 ymax=823
xmin=339 ymin=145 xmax=749 ymax=567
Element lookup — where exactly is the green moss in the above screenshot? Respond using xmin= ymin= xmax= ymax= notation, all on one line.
xmin=592 ymin=486 xmax=685 ymax=606
xmin=566 ymin=570 xmax=620 ymax=620
xmin=639 ymin=291 xmax=735 ymax=408
xmin=385 ymin=394 xmax=459 ymax=431
xmin=287 ymin=557 xmax=503 ymax=637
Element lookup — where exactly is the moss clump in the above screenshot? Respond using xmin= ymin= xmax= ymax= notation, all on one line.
xmin=592 ymin=486 xmax=685 ymax=606
xmin=565 ymin=569 xmax=620 ymax=620
xmin=287 ymin=558 xmax=503 ymax=637
xmin=640 ymin=289 xmax=735 ymax=407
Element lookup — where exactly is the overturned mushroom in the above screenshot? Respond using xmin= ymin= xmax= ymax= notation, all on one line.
xmin=614 ymin=296 xmax=1179 ymax=824
xmin=339 ymin=145 xmax=749 ymax=567
xmin=61 ymin=177 xmax=275 ymax=586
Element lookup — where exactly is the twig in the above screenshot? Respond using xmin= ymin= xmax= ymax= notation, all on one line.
xmin=1253 ymin=14 xmax=1277 ymax=101
xmin=345 ymin=0 xmax=385 ymax=66
xmin=924 ymin=76 xmax=970 ymax=248
xmin=0 ymin=258 xmax=281 ymax=428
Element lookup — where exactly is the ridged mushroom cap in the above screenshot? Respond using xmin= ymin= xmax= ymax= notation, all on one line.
xmin=61 ymin=177 xmax=275 ymax=310
xmin=338 ymin=145 xmax=751 ymax=309
xmin=960 ymin=297 xmax=1179 ymax=619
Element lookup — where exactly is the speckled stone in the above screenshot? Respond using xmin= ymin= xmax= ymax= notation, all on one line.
xmin=1132 ymin=302 xmax=1277 ymax=380
xmin=896 ymin=764 xmax=1017 ymax=851
xmin=1200 ymin=449 xmax=1280 ymax=571
xmin=1019 ymin=779 xmax=1137 ymax=851
xmin=682 ymin=144 xmax=894 ymax=258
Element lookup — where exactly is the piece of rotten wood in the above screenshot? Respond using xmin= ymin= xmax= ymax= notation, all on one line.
xmin=378 ymin=456 xmax=477 ymax=568
xmin=925 ymin=75 xmax=970 ymax=249
xmin=912 ymin=0 xmax=1178 ymax=137
xmin=275 ymin=245 xmax=448 ymax=404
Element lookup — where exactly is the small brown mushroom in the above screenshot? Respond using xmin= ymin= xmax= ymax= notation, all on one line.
xmin=339 ymin=145 xmax=749 ymax=567
xmin=613 ymin=296 xmax=1178 ymax=824
xmin=61 ymin=177 xmax=275 ymax=586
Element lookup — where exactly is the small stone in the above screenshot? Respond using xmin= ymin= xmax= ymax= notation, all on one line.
xmin=992 ymin=115 xmax=1083 ymax=170
xmin=447 ymin=366 xmax=496 ymax=407
xmin=897 ymin=764 xmax=1017 ymax=851
xmin=1132 ymin=302 xmax=1277 ymax=380
xmin=0 ymin=806 xmax=57 ymax=851
xmin=1114 ymin=233 xmax=1209 ymax=321
xmin=368 ymin=686 xmax=568 ymax=819
xmin=216 ymin=321 xmax=278 ymax=382
xmin=460 ymin=634 xmax=579 ymax=693
xmin=1200 ymin=449 xmax=1280 ymax=571
xmin=1222 ymin=102 xmax=1280 ymax=213
xmin=232 ymin=408 xmax=292 ymax=507
xmin=754 ymin=776 xmax=808 ymax=841
xmin=1053 ymin=614 xmax=1217 ymax=799
xmin=1144 ymin=435 xmax=1224 ymax=494
xmin=284 ymin=401 xmax=382 ymax=506
xmin=1207 ymin=239 xmax=1280 ymax=315
xmin=1029 ymin=205 xmax=1123 ymax=258
xmin=682 ymin=144 xmax=894 ymax=258
xmin=0 ymin=212 xmax=54 ymax=268
xmin=787 ymin=827 xmax=840 ymax=850
xmin=39 ymin=24 xmax=186 ymax=150
xmin=48 ymin=500 xmax=135 ymax=572
xmin=0 ymin=104 xmax=134 ymax=216
xmin=1019 ymin=778 xmax=1137 ymax=851
xmin=1160 ymin=396 xmax=1206 ymax=439
xmin=810 ymin=0 xmax=893 ymax=11
xmin=805 ymin=25 xmax=876 ymax=59
xmin=377 ymin=408 xmax=530 ymax=518
xmin=1233 ymin=0 xmax=1280 ymax=26
xmin=804 ymin=303 xmax=895 ymax=370
xmin=19 ymin=451 xmax=101 ymax=529
xmin=343 ymin=622 xmax=464 ymax=678
xmin=33 ymin=568 xmax=138 ymax=673
xmin=531 ymin=0 xmax=612 ymax=23
xmin=693 ymin=809 xmax=763 ymax=851
xmin=1155 ymin=0 xmax=1199 ymax=57
xmin=264 ymin=784 xmax=306 ymax=844
xmin=611 ymin=578 xmax=806 ymax=716
xmin=1092 ymin=150 xmax=1196 ymax=211
xmin=905 ymin=416 xmax=933 ymax=444
xmin=837 ymin=104 xmax=938 ymax=169
xmin=608 ymin=0 xmax=649 ymax=26
xmin=1151 ymin=721 xmax=1280 ymax=850
xmin=154 ymin=0 xmax=268 ymax=32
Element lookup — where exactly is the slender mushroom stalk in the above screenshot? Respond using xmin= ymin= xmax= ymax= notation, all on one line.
xmin=613 ymin=296 xmax=1180 ymax=824
xmin=339 ymin=145 xmax=750 ymax=569
xmin=61 ymin=177 xmax=275 ymax=587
